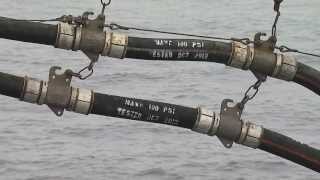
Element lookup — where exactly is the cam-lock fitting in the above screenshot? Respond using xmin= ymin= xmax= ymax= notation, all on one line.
xmin=55 ymin=11 xmax=128 ymax=62
xmin=21 ymin=66 xmax=93 ymax=116
xmin=229 ymin=32 xmax=298 ymax=81
xmin=192 ymin=99 xmax=263 ymax=149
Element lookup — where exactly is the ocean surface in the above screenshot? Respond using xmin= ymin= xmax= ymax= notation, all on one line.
xmin=0 ymin=0 xmax=319 ymax=179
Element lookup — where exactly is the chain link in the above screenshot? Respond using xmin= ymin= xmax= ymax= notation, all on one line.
xmin=238 ymin=73 xmax=267 ymax=114
xmin=272 ymin=0 xmax=283 ymax=38
xmin=67 ymin=61 xmax=95 ymax=80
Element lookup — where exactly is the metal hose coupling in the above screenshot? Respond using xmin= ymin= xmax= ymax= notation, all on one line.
xmin=192 ymin=107 xmax=220 ymax=135
xmin=55 ymin=17 xmax=128 ymax=61
xmin=101 ymin=32 xmax=128 ymax=59
xmin=21 ymin=66 xmax=93 ymax=116
xmin=271 ymin=53 xmax=297 ymax=81
xmin=229 ymin=40 xmax=297 ymax=81
xmin=193 ymin=99 xmax=263 ymax=149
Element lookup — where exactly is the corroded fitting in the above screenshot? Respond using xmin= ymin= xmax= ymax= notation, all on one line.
xmin=193 ymin=107 xmax=219 ymax=135
xmin=67 ymin=88 xmax=93 ymax=115
xmin=55 ymin=23 xmax=76 ymax=50
xmin=272 ymin=53 xmax=297 ymax=81
xmin=21 ymin=77 xmax=43 ymax=104
xmin=101 ymin=32 xmax=128 ymax=59
xmin=72 ymin=26 xmax=83 ymax=51
xmin=22 ymin=76 xmax=93 ymax=115
xmin=229 ymin=41 xmax=298 ymax=81
xmin=229 ymin=41 xmax=254 ymax=70
xmin=237 ymin=122 xmax=263 ymax=149
xmin=38 ymin=81 xmax=48 ymax=105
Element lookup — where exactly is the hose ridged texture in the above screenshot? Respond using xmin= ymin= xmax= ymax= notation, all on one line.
xmin=293 ymin=62 xmax=320 ymax=96
xmin=0 ymin=72 xmax=24 ymax=99
xmin=0 ymin=16 xmax=57 ymax=45
xmin=258 ymin=128 xmax=320 ymax=172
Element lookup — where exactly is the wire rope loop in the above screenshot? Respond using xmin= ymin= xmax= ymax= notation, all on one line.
xmin=78 ymin=66 xmax=94 ymax=80
xmin=108 ymin=23 xmax=121 ymax=30
xmin=100 ymin=0 xmax=111 ymax=14
xmin=101 ymin=0 xmax=111 ymax=6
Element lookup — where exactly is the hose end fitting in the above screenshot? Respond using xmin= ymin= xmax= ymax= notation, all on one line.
xmin=21 ymin=77 xmax=46 ymax=105
xmin=67 ymin=88 xmax=93 ymax=115
xmin=229 ymin=41 xmax=254 ymax=70
xmin=55 ymin=23 xmax=77 ymax=50
xmin=192 ymin=107 xmax=219 ymax=135
xmin=21 ymin=67 xmax=93 ymax=116
xmin=193 ymin=100 xmax=263 ymax=149
xmin=272 ymin=53 xmax=297 ymax=81
xmin=101 ymin=32 xmax=128 ymax=59
xmin=237 ymin=121 xmax=263 ymax=149
xmin=229 ymin=41 xmax=298 ymax=82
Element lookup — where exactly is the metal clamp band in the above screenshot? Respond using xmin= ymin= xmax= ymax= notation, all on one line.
xmin=193 ymin=107 xmax=215 ymax=134
xmin=22 ymin=77 xmax=42 ymax=104
xmin=38 ymin=81 xmax=48 ymax=105
xmin=238 ymin=121 xmax=249 ymax=145
xmin=71 ymin=88 xmax=93 ymax=115
xmin=102 ymin=32 xmax=128 ymax=59
xmin=272 ymin=53 xmax=283 ymax=77
xmin=238 ymin=122 xmax=263 ymax=149
xmin=208 ymin=115 xmax=220 ymax=136
xmin=272 ymin=53 xmax=297 ymax=81
xmin=229 ymin=42 xmax=254 ymax=70
xmin=55 ymin=23 xmax=76 ymax=50
xmin=101 ymin=32 xmax=112 ymax=56
xmin=72 ymin=26 xmax=83 ymax=51
xmin=244 ymin=45 xmax=255 ymax=70
xmin=68 ymin=87 xmax=78 ymax=111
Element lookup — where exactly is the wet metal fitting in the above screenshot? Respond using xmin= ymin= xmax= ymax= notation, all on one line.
xmin=21 ymin=77 xmax=43 ymax=104
xmin=272 ymin=53 xmax=297 ymax=81
xmin=72 ymin=26 xmax=83 ymax=51
xmin=216 ymin=99 xmax=243 ymax=148
xmin=193 ymin=108 xmax=219 ymax=135
xmin=38 ymin=81 xmax=48 ymax=105
xmin=237 ymin=122 xmax=263 ymax=149
xmin=55 ymin=23 xmax=76 ymax=50
xmin=101 ymin=32 xmax=128 ymax=59
xmin=21 ymin=67 xmax=93 ymax=116
xmin=67 ymin=88 xmax=93 ymax=115
xmin=229 ymin=41 xmax=254 ymax=70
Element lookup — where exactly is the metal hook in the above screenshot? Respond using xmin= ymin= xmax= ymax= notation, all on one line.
xmin=101 ymin=0 xmax=111 ymax=6
xmin=78 ymin=66 xmax=94 ymax=80
xmin=100 ymin=0 xmax=111 ymax=14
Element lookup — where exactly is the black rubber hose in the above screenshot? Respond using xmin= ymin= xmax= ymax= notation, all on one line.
xmin=126 ymin=37 xmax=232 ymax=64
xmin=0 ymin=16 xmax=57 ymax=45
xmin=258 ymin=128 xmax=320 ymax=172
xmin=293 ymin=62 xmax=320 ymax=96
xmin=91 ymin=93 xmax=198 ymax=129
xmin=0 ymin=70 xmax=320 ymax=172
xmin=0 ymin=72 xmax=24 ymax=98
xmin=1 ymin=17 xmax=320 ymax=96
